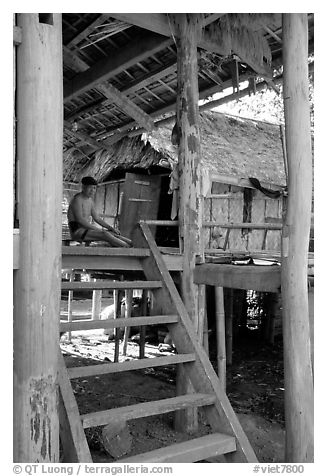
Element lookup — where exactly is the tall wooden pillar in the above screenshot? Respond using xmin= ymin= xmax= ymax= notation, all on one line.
xmin=282 ymin=13 xmax=314 ymax=462
xmin=174 ymin=13 xmax=204 ymax=432
xmin=14 ymin=13 xmax=63 ymax=462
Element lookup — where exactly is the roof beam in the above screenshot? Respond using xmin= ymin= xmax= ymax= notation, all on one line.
xmin=110 ymin=13 xmax=225 ymax=37
xmin=111 ymin=13 xmax=272 ymax=78
xmin=64 ymin=31 xmax=173 ymax=102
xmin=97 ymin=82 xmax=155 ymax=131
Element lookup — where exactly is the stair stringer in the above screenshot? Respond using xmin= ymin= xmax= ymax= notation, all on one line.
xmin=139 ymin=222 xmax=258 ymax=463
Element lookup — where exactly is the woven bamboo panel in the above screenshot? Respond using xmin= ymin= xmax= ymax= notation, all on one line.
xmin=248 ymin=196 xmax=266 ymax=250
xmin=229 ymin=190 xmax=247 ymax=251
xmin=265 ymin=198 xmax=282 ymax=251
xmin=211 ymin=197 xmax=229 ymax=249
xmin=203 ymin=198 xmax=211 ymax=248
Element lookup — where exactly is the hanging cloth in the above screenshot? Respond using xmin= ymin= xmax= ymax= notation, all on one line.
xmin=169 ymin=163 xmax=179 ymax=220
xmin=248 ymin=177 xmax=282 ymax=199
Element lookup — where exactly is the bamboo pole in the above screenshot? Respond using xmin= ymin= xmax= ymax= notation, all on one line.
xmin=215 ymin=287 xmax=226 ymax=390
xmin=13 ymin=13 xmax=63 ymax=462
xmin=173 ymin=13 xmax=204 ymax=432
xmin=281 ymin=13 xmax=314 ymax=463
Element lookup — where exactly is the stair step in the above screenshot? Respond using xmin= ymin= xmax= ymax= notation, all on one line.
xmin=61 ymin=280 xmax=162 ymax=291
xmin=62 ymin=246 xmax=151 ymax=257
xmin=60 ymin=314 xmax=179 ymax=333
xmin=81 ymin=393 xmax=216 ymax=429
xmin=119 ymin=433 xmax=236 ymax=463
xmin=68 ymin=353 xmax=196 ymax=379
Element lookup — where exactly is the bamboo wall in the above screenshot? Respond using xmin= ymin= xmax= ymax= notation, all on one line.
xmin=204 ymin=182 xmax=283 ymax=252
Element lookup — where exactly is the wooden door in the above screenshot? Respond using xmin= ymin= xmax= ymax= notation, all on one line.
xmin=119 ymin=173 xmax=161 ymax=243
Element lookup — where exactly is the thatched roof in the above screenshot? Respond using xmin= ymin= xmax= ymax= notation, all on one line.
xmin=64 ymin=110 xmax=287 ymax=186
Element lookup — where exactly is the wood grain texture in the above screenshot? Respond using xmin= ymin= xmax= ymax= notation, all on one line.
xmin=14 ymin=13 xmax=62 ymax=463
xmin=119 ymin=433 xmax=236 ymax=463
xmin=281 ymin=13 xmax=314 ymax=463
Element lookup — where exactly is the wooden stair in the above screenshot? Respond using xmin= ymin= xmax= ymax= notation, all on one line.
xmin=81 ymin=393 xmax=217 ymax=429
xmin=119 ymin=433 xmax=237 ymax=463
xmin=59 ymin=225 xmax=258 ymax=463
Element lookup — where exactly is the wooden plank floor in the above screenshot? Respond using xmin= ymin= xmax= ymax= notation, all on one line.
xmin=62 ymin=246 xmax=183 ymax=271
xmin=194 ymin=263 xmax=281 ymax=292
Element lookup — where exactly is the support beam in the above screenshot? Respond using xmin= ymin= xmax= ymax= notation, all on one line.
xmin=97 ymin=82 xmax=155 ymax=131
xmin=14 ymin=13 xmax=62 ymax=462
xmin=112 ymin=13 xmax=272 ymax=77
xmin=111 ymin=13 xmax=225 ymax=37
xmin=174 ymin=13 xmax=204 ymax=433
xmin=281 ymin=13 xmax=314 ymax=463
xmin=215 ymin=287 xmax=226 ymax=391
xmin=64 ymin=31 xmax=173 ymax=102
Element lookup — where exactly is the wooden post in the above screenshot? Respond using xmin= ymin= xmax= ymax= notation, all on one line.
xmin=215 ymin=287 xmax=226 ymax=390
xmin=197 ymin=284 xmax=206 ymax=343
xmin=203 ymin=293 xmax=209 ymax=355
xmin=122 ymin=289 xmax=133 ymax=356
xmin=67 ymin=270 xmax=75 ymax=342
xmin=13 ymin=14 xmax=63 ymax=462
xmin=139 ymin=290 xmax=148 ymax=359
xmin=282 ymin=13 xmax=314 ymax=462
xmin=173 ymin=13 xmax=204 ymax=432
xmin=113 ymin=288 xmax=121 ymax=363
xmin=226 ymin=289 xmax=233 ymax=366
xmin=91 ymin=280 xmax=102 ymax=321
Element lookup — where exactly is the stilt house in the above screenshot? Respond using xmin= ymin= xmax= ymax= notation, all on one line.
xmin=13 ymin=13 xmax=314 ymax=464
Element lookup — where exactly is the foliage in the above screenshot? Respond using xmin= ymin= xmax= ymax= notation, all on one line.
xmin=217 ymin=70 xmax=314 ymax=129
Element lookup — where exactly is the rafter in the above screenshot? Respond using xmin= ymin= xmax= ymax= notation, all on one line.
xmin=64 ymin=122 xmax=101 ymax=150
xmin=65 ymin=14 xmax=111 ymax=48
xmin=64 ymin=31 xmax=173 ymax=102
xmin=65 ymin=61 xmax=177 ymax=122
xmin=63 ymin=45 xmax=89 ymax=72
xmin=97 ymin=82 xmax=155 ymax=131
xmin=111 ymin=13 xmax=272 ymax=78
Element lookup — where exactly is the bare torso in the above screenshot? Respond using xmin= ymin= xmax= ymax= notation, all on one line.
xmin=67 ymin=193 xmax=93 ymax=224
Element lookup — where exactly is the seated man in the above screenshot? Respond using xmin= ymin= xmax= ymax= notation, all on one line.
xmin=67 ymin=176 xmax=132 ymax=247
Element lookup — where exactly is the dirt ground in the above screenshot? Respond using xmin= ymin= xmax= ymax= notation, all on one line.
xmin=60 ymin=298 xmax=285 ymax=463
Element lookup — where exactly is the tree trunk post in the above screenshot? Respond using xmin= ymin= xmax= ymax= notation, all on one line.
xmin=173 ymin=13 xmax=204 ymax=433
xmin=14 ymin=13 xmax=63 ymax=462
xmin=282 ymin=13 xmax=314 ymax=463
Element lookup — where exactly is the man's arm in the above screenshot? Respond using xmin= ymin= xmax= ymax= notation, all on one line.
xmin=91 ymin=203 xmax=118 ymax=233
